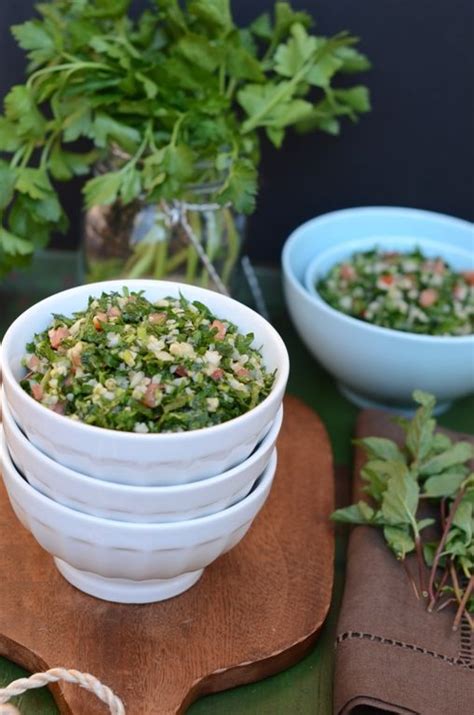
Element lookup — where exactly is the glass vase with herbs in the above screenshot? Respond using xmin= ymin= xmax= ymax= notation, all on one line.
xmin=0 ymin=0 xmax=371 ymax=293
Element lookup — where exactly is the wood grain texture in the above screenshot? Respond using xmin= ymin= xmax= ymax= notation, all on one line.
xmin=0 ymin=394 xmax=335 ymax=715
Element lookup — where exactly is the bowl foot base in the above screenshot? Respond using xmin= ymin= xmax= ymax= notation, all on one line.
xmin=54 ymin=559 xmax=204 ymax=604
xmin=337 ymin=383 xmax=452 ymax=417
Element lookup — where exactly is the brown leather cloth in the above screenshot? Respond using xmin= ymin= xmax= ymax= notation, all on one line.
xmin=334 ymin=410 xmax=474 ymax=715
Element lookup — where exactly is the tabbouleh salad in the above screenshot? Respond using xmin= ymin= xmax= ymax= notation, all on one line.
xmin=21 ymin=289 xmax=275 ymax=433
xmin=317 ymin=248 xmax=474 ymax=336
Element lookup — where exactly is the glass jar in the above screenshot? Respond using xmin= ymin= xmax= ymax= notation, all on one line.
xmin=82 ymin=180 xmax=246 ymax=293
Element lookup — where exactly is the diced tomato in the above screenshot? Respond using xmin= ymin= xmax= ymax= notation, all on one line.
xmin=211 ymin=320 xmax=227 ymax=340
xmin=48 ymin=327 xmax=70 ymax=349
xmin=379 ymin=274 xmax=395 ymax=286
xmin=419 ymin=288 xmax=438 ymax=308
xmin=142 ymin=383 xmax=161 ymax=408
xmin=27 ymin=355 xmax=41 ymax=371
xmin=340 ymin=264 xmax=356 ymax=281
xmin=211 ymin=368 xmax=224 ymax=381
xmin=53 ymin=402 xmax=66 ymax=415
xmin=31 ymin=383 xmax=43 ymax=401
xmin=461 ymin=270 xmax=474 ymax=286
xmin=175 ymin=365 xmax=188 ymax=377
xmin=148 ymin=312 xmax=166 ymax=325
xmin=236 ymin=367 xmax=250 ymax=379
xmin=93 ymin=313 xmax=108 ymax=330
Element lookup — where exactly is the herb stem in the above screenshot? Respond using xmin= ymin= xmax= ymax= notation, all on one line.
xmin=27 ymin=61 xmax=113 ymax=90
xmin=403 ymin=559 xmax=420 ymax=600
xmin=427 ymin=487 xmax=465 ymax=605
xmin=452 ymin=575 xmax=473 ymax=631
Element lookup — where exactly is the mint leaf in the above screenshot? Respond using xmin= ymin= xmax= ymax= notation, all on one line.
xmin=355 ymin=436 xmax=406 ymax=463
xmin=383 ymin=525 xmax=415 ymax=559
xmin=83 ymin=171 xmax=123 ymax=209
xmin=424 ymin=471 xmax=469 ymax=498
xmin=331 ymin=501 xmax=383 ymax=525
xmin=419 ymin=442 xmax=474 ymax=477
xmin=381 ymin=468 xmax=419 ymax=526
xmin=405 ymin=391 xmax=436 ymax=463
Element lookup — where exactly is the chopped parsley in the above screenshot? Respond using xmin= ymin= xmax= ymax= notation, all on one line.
xmin=317 ymin=248 xmax=474 ymax=336
xmin=21 ymin=290 xmax=276 ymax=433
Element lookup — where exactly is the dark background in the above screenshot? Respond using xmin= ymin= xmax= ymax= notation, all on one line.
xmin=1 ymin=0 xmax=473 ymax=263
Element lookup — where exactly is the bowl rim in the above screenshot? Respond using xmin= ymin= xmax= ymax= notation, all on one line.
xmin=1 ymin=427 xmax=277 ymax=532
xmin=1 ymin=279 xmax=289 ymax=440
xmin=282 ymin=206 xmax=474 ymax=345
xmin=1 ymin=391 xmax=282 ymax=495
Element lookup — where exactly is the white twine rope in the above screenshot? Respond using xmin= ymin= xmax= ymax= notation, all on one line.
xmin=161 ymin=200 xmax=231 ymax=297
xmin=0 ymin=668 xmax=125 ymax=715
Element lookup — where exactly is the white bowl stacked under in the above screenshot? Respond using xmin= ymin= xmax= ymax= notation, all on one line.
xmin=0 ymin=280 xmax=289 ymax=603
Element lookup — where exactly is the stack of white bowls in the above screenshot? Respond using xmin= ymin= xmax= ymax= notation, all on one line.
xmin=0 ymin=280 xmax=289 ymax=604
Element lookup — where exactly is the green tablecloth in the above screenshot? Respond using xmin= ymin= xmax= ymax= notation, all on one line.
xmin=1 ymin=253 xmax=472 ymax=714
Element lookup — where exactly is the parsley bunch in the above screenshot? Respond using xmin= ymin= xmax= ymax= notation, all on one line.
xmin=333 ymin=391 xmax=474 ymax=630
xmin=0 ymin=0 xmax=371 ymax=277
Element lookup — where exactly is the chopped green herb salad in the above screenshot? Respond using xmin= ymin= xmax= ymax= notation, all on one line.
xmin=317 ymin=248 xmax=474 ymax=336
xmin=21 ymin=290 xmax=275 ymax=433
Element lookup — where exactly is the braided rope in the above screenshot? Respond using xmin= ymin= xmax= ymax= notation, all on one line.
xmin=0 ymin=668 xmax=125 ymax=714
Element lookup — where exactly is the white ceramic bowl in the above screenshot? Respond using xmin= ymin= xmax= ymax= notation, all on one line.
xmin=2 ymin=392 xmax=282 ymax=523
xmin=1 ymin=280 xmax=289 ymax=485
xmin=0 ymin=429 xmax=277 ymax=603
xmin=283 ymin=207 xmax=474 ymax=413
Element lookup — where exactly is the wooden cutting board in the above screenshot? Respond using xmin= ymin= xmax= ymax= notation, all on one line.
xmin=0 ymin=395 xmax=335 ymax=715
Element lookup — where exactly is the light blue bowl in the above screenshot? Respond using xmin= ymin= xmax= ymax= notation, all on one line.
xmin=282 ymin=206 xmax=474 ymax=413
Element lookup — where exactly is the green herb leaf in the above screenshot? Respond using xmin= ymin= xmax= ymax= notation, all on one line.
xmin=383 ymin=525 xmax=415 ymax=559
xmin=83 ymin=171 xmax=123 ymax=209
xmin=0 ymin=117 xmax=21 ymax=151
xmin=0 ymin=227 xmax=34 ymax=256
xmin=355 ymin=436 xmax=406 ymax=463
xmin=188 ymin=0 xmax=233 ymax=32
xmin=424 ymin=470 xmax=469 ymax=498
xmin=218 ymin=158 xmax=258 ymax=213
xmin=4 ymin=85 xmax=46 ymax=138
xmin=11 ymin=20 xmax=56 ymax=67
xmin=331 ymin=501 xmax=383 ymax=525
xmin=405 ymin=390 xmax=436 ymax=463
xmin=15 ymin=169 xmax=52 ymax=200
xmin=0 ymin=162 xmax=17 ymax=211
xmin=381 ymin=467 xmax=419 ymax=526
xmin=92 ymin=112 xmax=141 ymax=153
xmin=274 ymin=23 xmax=316 ymax=77
xmin=50 ymin=146 xmax=96 ymax=181
xmin=420 ymin=442 xmax=474 ymax=477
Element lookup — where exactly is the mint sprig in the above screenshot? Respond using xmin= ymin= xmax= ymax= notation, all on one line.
xmin=332 ymin=390 xmax=474 ymax=630
xmin=0 ymin=0 xmax=371 ymax=276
